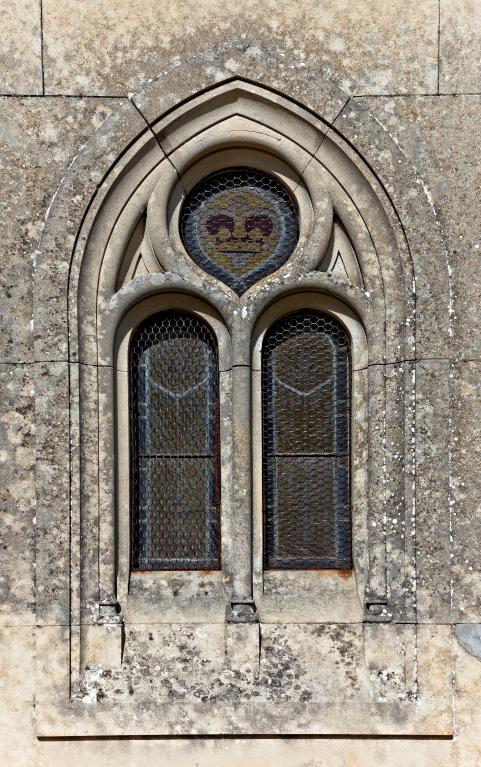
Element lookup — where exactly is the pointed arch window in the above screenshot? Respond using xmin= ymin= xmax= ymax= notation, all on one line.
xmin=129 ymin=310 xmax=221 ymax=570
xmin=262 ymin=309 xmax=351 ymax=569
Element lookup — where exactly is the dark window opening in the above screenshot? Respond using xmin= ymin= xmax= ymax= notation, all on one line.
xmin=130 ymin=311 xmax=221 ymax=570
xmin=262 ymin=310 xmax=351 ymax=569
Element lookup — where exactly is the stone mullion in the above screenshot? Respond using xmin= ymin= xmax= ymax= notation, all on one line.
xmin=228 ymin=362 xmax=256 ymax=618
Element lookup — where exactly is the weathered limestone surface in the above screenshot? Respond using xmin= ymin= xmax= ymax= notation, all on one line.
xmin=451 ymin=361 xmax=481 ymax=623
xmin=0 ymin=97 xmax=119 ymax=362
xmin=0 ymin=364 xmax=35 ymax=626
xmin=33 ymin=99 xmax=147 ymax=363
xmin=0 ymin=0 xmax=42 ymax=95
xmin=0 ymin=96 xmax=139 ymax=631
xmin=353 ymin=96 xmax=481 ymax=624
xmin=415 ymin=359 xmax=451 ymax=622
xmin=42 ymin=0 xmax=439 ymax=97
xmin=1 ymin=1 xmax=481 ymax=765
xmin=440 ymin=0 xmax=481 ymax=94
xmin=0 ymin=627 xmax=35 ymax=767
xmin=331 ymin=99 xmax=450 ymax=362
xmin=355 ymin=95 xmax=481 ymax=361
xmin=33 ymin=735 xmax=454 ymax=767
xmin=34 ymin=360 xmax=71 ymax=625
xmin=35 ymin=623 xmax=452 ymax=737
xmin=0 ymin=628 xmax=477 ymax=764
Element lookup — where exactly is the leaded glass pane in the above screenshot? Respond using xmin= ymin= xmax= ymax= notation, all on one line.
xmin=130 ymin=311 xmax=220 ymax=570
xmin=180 ymin=168 xmax=298 ymax=295
xmin=262 ymin=310 xmax=351 ymax=569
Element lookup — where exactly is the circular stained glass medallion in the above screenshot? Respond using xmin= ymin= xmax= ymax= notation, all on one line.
xmin=180 ymin=168 xmax=299 ymax=295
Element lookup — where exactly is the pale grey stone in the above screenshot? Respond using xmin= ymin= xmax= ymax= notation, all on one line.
xmin=0 ymin=627 xmax=35 ymax=767
xmin=0 ymin=97 xmax=121 ymax=363
xmin=133 ymin=43 xmax=348 ymax=127
xmin=344 ymin=96 xmax=481 ymax=622
xmin=332 ymin=99 xmax=450 ymax=362
xmin=35 ymin=99 xmax=149 ymax=362
xmin=415 ymin=359 xmax=452 ymax=623
xmin=42 ymin=0 xmax=439 ymax=97
xmin=383 ymin=361 xmax=417 ymax=622
xmin=34 ymin=361 xmax=71 ymax=625
xmin=33 ymin=736 xmax=455 ymax=767
xmin=440 ymin=0 xmax=481 ymax=94
xmin=0 ymin=0 xmax=42 ymax=95
xmin=451 ymin=361 xmax=481 ymax=623
xmin=353 ymin=95 xmax=481 ymax=362
xmin=0 ymin=364 xmax=35 ymax=626
xmin=455 ymin=624 xmax=481 ymax=660
xmin=36 ymin=623 xmax=452 ymax=736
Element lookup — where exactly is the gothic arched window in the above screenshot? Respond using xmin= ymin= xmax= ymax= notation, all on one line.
xmin=129 ymin=310 xmax=221 ymax=570
xmin=126 ymin=165 xmax=356 ymax=581
xmin=262 ymin=310 xmax=351 ymax=570
xmin=38 ymin=62 xmax=452 ymax=741
xmin=110 ymin=142 xmax=365 ymax=628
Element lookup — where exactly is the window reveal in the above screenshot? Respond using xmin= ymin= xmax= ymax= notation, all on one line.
xmin=130 ymin=311 xmax=221 ymax=570
xmin=262 ymin=310 xmax=352 ymax=569
xmin=180 ymin=168 xmax=299 ymax=295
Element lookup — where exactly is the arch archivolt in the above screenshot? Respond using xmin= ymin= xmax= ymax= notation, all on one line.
xmin=78 ymin=79 xmax=417 ymax=626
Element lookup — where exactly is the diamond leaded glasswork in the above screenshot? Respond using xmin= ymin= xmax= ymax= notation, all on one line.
xmin=262 ymin=310 xmax=352 ymax=570
xmin=130 ymin=311 xmax=221 ymax=570
xmin=180 ymin=168 xmax=299 ymax=295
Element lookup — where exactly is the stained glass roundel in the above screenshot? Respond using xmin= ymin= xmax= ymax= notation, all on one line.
xmin=180 ymin=168 xmax=299 ymax=295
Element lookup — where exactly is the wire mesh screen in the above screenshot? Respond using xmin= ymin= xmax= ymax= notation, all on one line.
xmin=180 ymin=168 xmax=299 ymax=295
xmin=262 ymin=310 xmax=351 ymax=569
xmin=130 ymin=311 xmax=221 ymax=570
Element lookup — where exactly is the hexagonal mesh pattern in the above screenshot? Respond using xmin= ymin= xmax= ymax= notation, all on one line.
xmin=130 ymin=311 xmax=221 ymax=570
xmin=262 ymin=310 xmax=351 ymax=569
xmin=180 ymin=168 xmax=299 ymax=295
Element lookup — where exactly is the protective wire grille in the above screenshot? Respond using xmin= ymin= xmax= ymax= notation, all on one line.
xmin=130 ymin=311 xmax=221 ymax=570
xmin=262 ymin=310 xmax=352 ymax=569
xmin=180 ymin=168 xmax=299 ymax=295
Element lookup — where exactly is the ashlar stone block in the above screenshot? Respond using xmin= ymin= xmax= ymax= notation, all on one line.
xmin=0 ymin=627 xmax=35 ymax=767
xmin=0 ymin=97 xmax=121 ymax=362
xmin=42 ymin=0 xmax=438 ymax=97
xmin=0 ymin=364 xmax=35 ymax=626
xmin=451 ymin=361 xmax=481 ymax=623
xmin=353 ymin=94 xmax=481 ymax=361
xmin=440 ymin=0 xmax=481 ymax=94
xmin=0 ymin=0 xmax=42 ymax=95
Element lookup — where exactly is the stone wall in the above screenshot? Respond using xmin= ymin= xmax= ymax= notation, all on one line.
xmin=1 ymin=2 xmax=481 ymax=765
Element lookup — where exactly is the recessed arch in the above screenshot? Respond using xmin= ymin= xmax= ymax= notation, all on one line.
xmin=251 ymin=290 xmax=367 ymax=622
xmin=33 ymin=48 xmax=452 ymax=736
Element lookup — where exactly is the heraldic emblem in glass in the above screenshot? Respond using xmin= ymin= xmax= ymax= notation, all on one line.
xmin=180 ymin=168 xmax=299 ymax=294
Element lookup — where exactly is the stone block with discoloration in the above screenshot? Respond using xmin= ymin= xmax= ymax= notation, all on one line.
xmin=0 ymin=0 xmax=42 ymax=95
xmin=440 ymin=0 xmax=481 ymax=95
xmin=0 ymin=97 xmax=122 ymax=362
xmin=353 ymin=94 xmax=481 ymax=362
xmin=42 ymin=0 xmax=439 ymax=98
